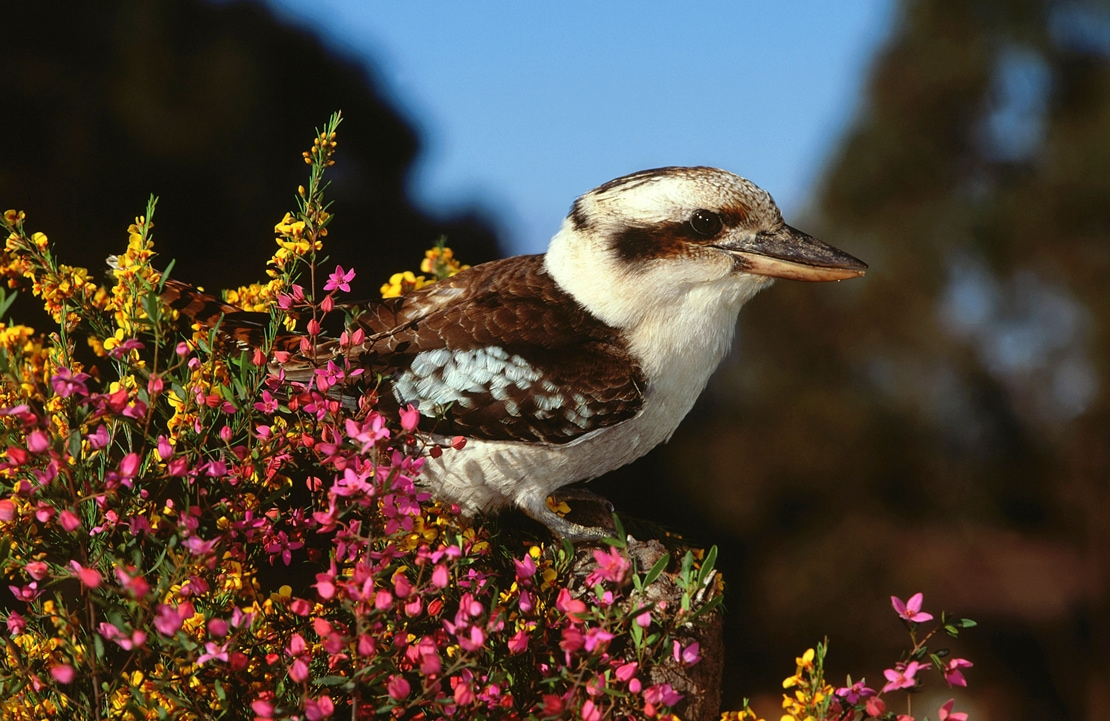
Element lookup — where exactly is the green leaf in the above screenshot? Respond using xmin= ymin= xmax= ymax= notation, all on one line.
xmin=689 ymin=593 xmax=724 ymax=621
xmin=606 ymin=513 xmax=627 ymax=548
xmin=679 ymin=550 xmax=694 ymax=586
xmin=629 ymin=620 xmax=643 ymax=647
xmin=0 ymin=286 xmax=18 ymax=321
xmin=696 ymin=545 xmax=718 ymax=588
xmin=67 ymin=429 xmax=83 ymax=459
xmin=643 ymin=554 xmax=669 ymax=587
xmin=159 ymin=257 xmax=177 ymax=288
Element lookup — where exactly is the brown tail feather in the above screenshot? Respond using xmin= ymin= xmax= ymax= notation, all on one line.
xmin=161 ymin=279 xmax=274 ymax=347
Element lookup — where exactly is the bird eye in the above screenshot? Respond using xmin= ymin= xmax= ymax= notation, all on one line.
xmin=689 ymin=209 xmax=722 ymax=236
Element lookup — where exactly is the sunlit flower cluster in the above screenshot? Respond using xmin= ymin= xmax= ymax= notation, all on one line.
xmin=2 ymin=211 xmax=107 ymax=330
xmin=381 ymin=241 xmax=469 ymax=298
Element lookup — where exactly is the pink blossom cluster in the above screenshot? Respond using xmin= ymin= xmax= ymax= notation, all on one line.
xmin=0 ymin=256 xmax=709 ymax=720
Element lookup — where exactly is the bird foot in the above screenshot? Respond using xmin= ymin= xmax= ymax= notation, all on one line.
xmin=520 ymin=493 xmax=617 ymax=543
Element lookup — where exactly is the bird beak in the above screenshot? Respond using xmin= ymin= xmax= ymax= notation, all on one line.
xmin=717 ymin=224 xmax=867 ymax=282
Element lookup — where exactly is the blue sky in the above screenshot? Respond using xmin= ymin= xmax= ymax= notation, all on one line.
xmin=265 ymin=1 xmax=896 ymax=254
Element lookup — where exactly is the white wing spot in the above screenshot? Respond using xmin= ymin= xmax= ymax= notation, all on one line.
xmin=395 ymin=346 xmax=543 ymax=415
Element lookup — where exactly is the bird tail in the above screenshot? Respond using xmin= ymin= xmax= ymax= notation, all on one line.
xmin=160 ymin=279 xmax=276 ymax=348
xmin=160 ymin=280 xmax=367 ymax=404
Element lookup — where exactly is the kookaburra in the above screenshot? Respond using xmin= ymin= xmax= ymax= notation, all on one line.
xmin=168 ymin=166 xmax=866 ymax=540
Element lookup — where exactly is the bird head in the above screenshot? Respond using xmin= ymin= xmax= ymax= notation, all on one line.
xmin=544 ymin=166 xmax=866 ymax=330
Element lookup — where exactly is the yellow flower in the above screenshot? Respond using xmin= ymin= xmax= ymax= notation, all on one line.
xmin=274 ymin=212 xmax=306 ymax=237
xmin=545 ymin=496 xmax=572 ymax=516
xmin=3 ymin=209 xmax=26 ymax=229
xmin=380 ymin=270 xmax=428 ymax=298
xmin=420 ymin=245 xmax=470 ymax=280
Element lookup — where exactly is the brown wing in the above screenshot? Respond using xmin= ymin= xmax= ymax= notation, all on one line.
xmin=354 ymin=255 xmax=646 ymax=444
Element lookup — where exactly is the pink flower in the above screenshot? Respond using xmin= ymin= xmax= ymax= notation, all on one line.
xmin=88 ymin=425 xmax=111 ymax=449
xmin=560 ymin=626 xmax=584 ymax=660
xmin=835 ymin=679 xmax=877 ymax=704
xmin=583 ymin=626 xmax=614 ymax=653
xmin=153 ymin=602 xmax=193 ymax=636
xmin=50 ymin=367 xmax=90 ymax=397
xmin=891 ymin=592 xmax=934 ymax=623
xmin=556 ymin=587 xmax=587 ymax=623
xmin=345 ymin=415 xmax=389 ymax=452
xmin=113 ymin=567 xmax=150 ymax=598
xmin=197 ymin=641 xmax=229 ymax=665
xmin=416 ymin=637 xmax=441 ymax=675
xmin=431 ymin=563 xmax=449 ymax=589
xmin=118 ymin=452 xmax=141 ymax=480
xmin=0 ymin=498 xmax=15 ymax=522
xmin=673 ymin=640 xmax=701 ymax=666
xmin=26 ymin=430 xmax=50 ymax=454
xmin=304 ymin=694 xmax=335 ymax=720
xmin=254 ymin=390 xmax=279 ymax=414
xmin=513 ymin=554 xmax=537 ymax=582
xmin=58 ymin=510 xmax=81 ymax=532
xmin=6 ymin=611 xmax=26 ymax=635
xmin=938 ymin=698 xmax=969 ymax=721
xmin=69 ymin=561 xmax=101 ymax=589
xmin=882 ymin=660 xmax=924 ymax=692
xmin=324 ymin=265 xmax=356 ymax=293
xmin=98 ymin=622 xmax=147 ymax=650
xmin=507 ymin=629 xmax=529 ymax=654
xmin=580 ymin=699 xmax=602 ymax=721
xmin=453 ymin=676 xmax=475 ymax=706
xmin=865 ymin=697 xmax=887 ymax=717
xmin=24 ymin=561 xmax=48 ymax=581
xmin=251 ymin=698 xmax=275 ymax=717
xmin=50 ymin=664 xmax=75 ymax=684
xmin=399 ymin=404 xmax=420 ymax=432
xmin=393 ymin=573 xmax=413 ymax=598
xmin=942 ymin=657 xmax=973 ymax=687
xmin=458 ymin=625 xmax=486 ymax=652
xmin=289 ymin=657 xmax=309 ymax=683
xmin=387 ymin=674 xmax=410 ymax=700
xmin=615 ymin=661 xmax=638 ymax=683
xmin=585 ymin=546 xmax=630 ymax=586
xmin=643 ymin=683 xmax=683 ymax=714
xmin=9 ymin=582 xmax=42 ymax=603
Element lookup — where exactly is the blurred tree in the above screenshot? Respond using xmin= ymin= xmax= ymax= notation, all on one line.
xmin=653 ymin=0 xmax=1110 ymax=718
xmin=1 ymin=0 xmax=500 ymax=304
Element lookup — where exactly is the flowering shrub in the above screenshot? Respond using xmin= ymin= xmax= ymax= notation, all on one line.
xmin=743 ymin=592 xmax=975 ymax=721
xmin=0 ymin=114 xmax=731 ymax=720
